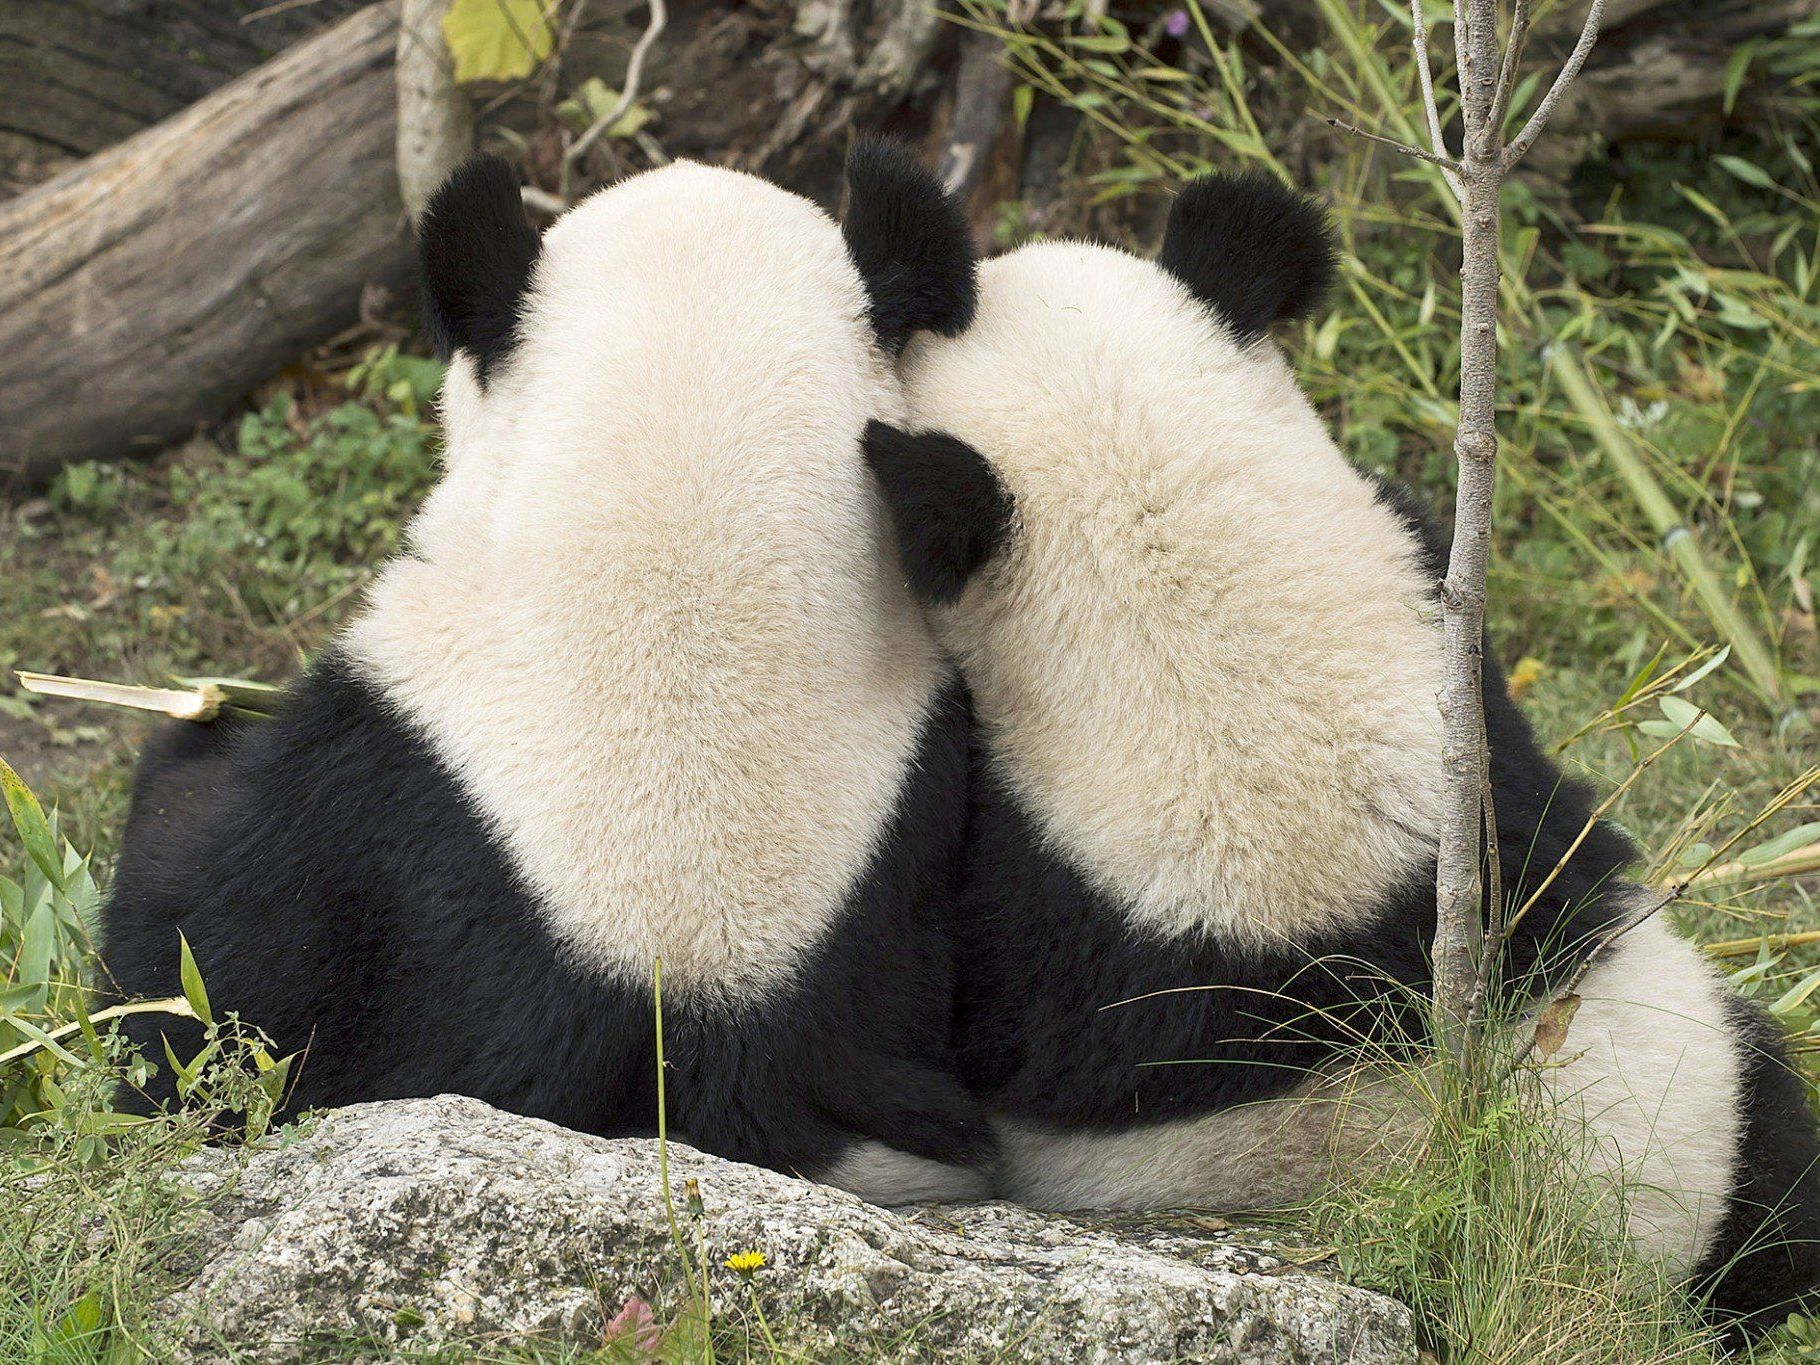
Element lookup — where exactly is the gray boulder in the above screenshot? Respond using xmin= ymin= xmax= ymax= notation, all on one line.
xmin=163 ymin=1095 xmax=1416 ymax=1362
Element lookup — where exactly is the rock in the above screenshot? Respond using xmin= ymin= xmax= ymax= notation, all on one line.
xmin=162 ymin=1095 xmax=1416 ymax=1363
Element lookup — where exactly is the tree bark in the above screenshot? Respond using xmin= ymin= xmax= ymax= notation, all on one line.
xmin=0 ymin=0 xmax=366 ymax=185
xmin=1429 ymin=0 xmax=1506 ymax=1064
xmin=396 ymin=0 xmax=474 ymax=220
xmin=0 ymin=6 xmax=410 ymax=489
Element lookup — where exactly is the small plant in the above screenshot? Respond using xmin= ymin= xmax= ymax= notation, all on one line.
xmin=1 ymin=755 xmax=306 ymax=1362
xmin=2 ymin=754 xmax=293 ymax=1148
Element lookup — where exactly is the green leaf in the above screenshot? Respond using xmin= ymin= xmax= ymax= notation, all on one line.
xmin=1772 ymin=966 xmax=1820 ymax=1018
xmin=442 ymin=0 xmax=553 ymax=84
xmin=1678 ymin=841 xmax=1716 ymax=868
xmin=1656 ymin=695 xmax=1741 ymax=748
xmin=258 ymin=1054 xmax=295 ymax=1108
xmin=52 ymin=1291 xmax=104 ymax=1342
xmin=0 ymin=755 xmax=64 ymax=891
xmin=0 ymin=1008 xmax=83 ymax=1067
xmin=556 ymin=76 xmax=653 ymax=140
xmin=162 ymin=1034 xmax=195 ymax=1094
xmin=72 ymin=986 xmax=105 ymax=1062
xmin=17 ymin=902 xmax=52 ymax=999
xmin=1614 ymin=642 xmax=1669 ymax=707
xmin=1671 ymin=644 xmax=1730 ymax=693
xmin=1723 ymin=42 xmax=1759 ymax=116
xmin=1714 ymin=155 xmax=1775 ymax=190
xmin=1011 ymin=83 xmax=1034 ymax=129
xmin=1737 ymin=823 xmax=1820 ymax=868
xmin=178 ymin=933 xmax=213 ymax=1028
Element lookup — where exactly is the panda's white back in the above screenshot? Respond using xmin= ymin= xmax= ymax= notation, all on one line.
xmin=898 ymin=240 xmax=1447 ymax=947
xmin=348 ymin=162 xmax=946 ymax=997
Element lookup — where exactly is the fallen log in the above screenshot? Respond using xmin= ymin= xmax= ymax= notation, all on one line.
xmin=0 ymin=0 xmax=368 ymax=193
xmin=0 ymin=6 xmax=410 ymax=490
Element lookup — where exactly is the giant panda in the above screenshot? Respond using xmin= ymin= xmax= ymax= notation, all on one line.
xmin=860 ymin=170 xmax=1820 ymax=1323
xmin=101 ymin=140 xmax=995 ymax=1203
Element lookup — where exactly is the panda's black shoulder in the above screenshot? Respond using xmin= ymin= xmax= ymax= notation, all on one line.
xmin=1362 ymin=470 xmax=1449 ymax=583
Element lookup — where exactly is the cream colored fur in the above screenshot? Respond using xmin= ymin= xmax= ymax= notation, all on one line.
xmin=1537 ymin=913 xmax=1743 ymax=1275
xmin=896 ymin=243 xmax=1742 ymax=1271
xmin=994 ymin=1070 xmax=1422 ymax=1213
xmin=897 ymin=241 xmax=1447 ymax=948
xmin=347 ymin=162 xmax=945 ymax=999
xmin=820 ymin=1140 xmax=994 ymax=1204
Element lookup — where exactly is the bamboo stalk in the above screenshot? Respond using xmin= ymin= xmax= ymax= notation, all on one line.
xmin=1671 ymin=842 xmax=1820 ymax=893
xmin=1704 ymin=929 xmax=1820 ymax=960
xmin=0 ymin=997 xmax=197 ymax=1068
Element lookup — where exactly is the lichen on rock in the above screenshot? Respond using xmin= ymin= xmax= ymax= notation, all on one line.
xmin=160 ymin=1095 xmax=1416 ymax=1362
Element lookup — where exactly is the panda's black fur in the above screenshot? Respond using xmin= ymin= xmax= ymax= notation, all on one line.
xmin=100 ymin=143 xmax=995 ymax=1198
xmin=108 ymin=657 xmax=984 ymax=1173
xmin=940 ymin=492 xmax=1638 ymax=1126
xmin=864 ymin=169 xmax=1820 ymax=1332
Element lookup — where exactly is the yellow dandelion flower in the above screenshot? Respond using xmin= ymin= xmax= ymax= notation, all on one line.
xmin=724 ymin=1250 xmax=767 ymax=1274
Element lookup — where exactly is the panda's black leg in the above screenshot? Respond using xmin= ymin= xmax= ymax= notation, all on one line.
xmin=1694 ymin=995 xmax=1820 ymax=1340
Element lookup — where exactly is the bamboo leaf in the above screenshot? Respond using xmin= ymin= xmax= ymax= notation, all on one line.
xmin=1738 ymin=823 xmax=1820 ymax=868
xmin=0 ymin=755 xmax=64 ymax=891
xmin=1670 ymin=645 xmax=1730 ymax=693
xmin=1772 ymin=968 xmax=1820 ymax=1018
xmin=1723 ymin=41 xmax=1759 ymax=116
xmin=1714 ymin=155 xmax=1775 ymax=190
xmin=17 ymin=903 xmax=53 ymax=1000
xmin=1656 ymin=695 xmax=1741 ymax=748
xmin=0 ymin=1009 xmax=83 ymax=1067
xmin=178 ymin=933 xmax=213 ymax=1028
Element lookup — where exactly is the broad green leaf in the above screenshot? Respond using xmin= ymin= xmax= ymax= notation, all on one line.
xmin=0 ymin=755 xmax=64 ymax=891
xmin=71 ymin=1110 xmax=154 ymax=1137
xmin=442 ymin=0 xmax=553 ymax=84
xmin=1772 ymin=967 xmax=1820 ymax=1018
xmin=1678 ymin=840 xmax=1716 ymax=868
xmin=1729 ymin=957 xmax=1779 ymax=988
xmin=17 ymin=903 xmax=53 ymax=1001
xmin=1738 ymin=823 xmax=1820 ymax=867
xmin=1656 ymin=695 xmax=1740 ymax=748
xmin=556 ymin=77 xmax=653 ymax=140
xmin=179 ymin=933 xmax=214 ymax=1027
xmin=258 ymin=1054 xmax=295 ymax=1107
xmin=1011 ymin=83 xmax=1034 ymax=129
xmin=53 ymin=1292 xmax=105 ymax=1343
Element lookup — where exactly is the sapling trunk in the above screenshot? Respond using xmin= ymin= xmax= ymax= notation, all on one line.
xmin=1367 ymin=0 xmax=1605 ymax=1063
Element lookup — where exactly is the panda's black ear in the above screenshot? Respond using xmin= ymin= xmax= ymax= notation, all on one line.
xmin=417 ymin=155 xmax=543 ymax=384
xmin=842 ymin=138 xmax=977 ymax=354
xmin=1158 ymin=172 xmax=1335 ymax=340
xmin=863 ymin=421 xmax=1012 ymax=606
